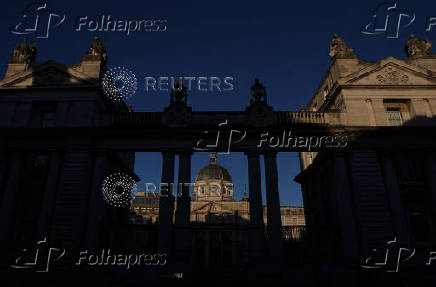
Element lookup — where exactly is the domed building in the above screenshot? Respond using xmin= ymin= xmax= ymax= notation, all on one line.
xmin=132 ymin=153 xmax=305 ymax=230
xmin=131 ymin=153 xmax=305 ymax=268
xmin=191 ymin=153 xmax=250 ymax=224
xmin=194 ymin=153 xmax=234 ymax=201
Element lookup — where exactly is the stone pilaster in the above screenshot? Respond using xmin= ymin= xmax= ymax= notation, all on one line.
xmin=0 ymin=153 xmax=23 ymax=248
xmin=381 ymin=154 xmax=410 ymax=246
xmin=332 ymin=153 xmax=359 ymax=263
xmin=85 ymin=151 xmax=110 ymax=251
xmin=36 ymin=151 xmax=62 ymax=241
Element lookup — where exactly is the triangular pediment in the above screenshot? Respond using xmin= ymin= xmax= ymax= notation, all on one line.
xmin=192 ymin=201 xmax=234 ymax=213
xmin=341 ymin=57 xmax=436 ymax=85
xmin=0 ymin=61 xmax=98 ymax=88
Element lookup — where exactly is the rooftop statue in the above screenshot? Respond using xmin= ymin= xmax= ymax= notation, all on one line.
xmin=328 ymin=34 xmax=356 ymax=59
xmin=10 ymin=39 xmax=37 ymax=70
xmin=405 ymin=34 xmax=436 ymax=58
xmin=84 ymin=36 xmax=107 ymax=62
xmin=249 ymin=78 xmax=267 ymax=104
xmin=170 ymin=79 xmax=188 ymax=105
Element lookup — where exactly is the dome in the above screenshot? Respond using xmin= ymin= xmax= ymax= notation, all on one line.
xmin=195 ymin=154 xmax=232 ymax=182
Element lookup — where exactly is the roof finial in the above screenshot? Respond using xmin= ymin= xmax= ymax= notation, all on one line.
xmin=209 ymin=153 xmax=217 ymax=165
xmin=243 ymin=184 xmax=248 ymax=201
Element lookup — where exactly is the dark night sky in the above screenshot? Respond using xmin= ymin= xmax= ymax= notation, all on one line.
xmin=1 ymin=0 xmax=435 ymax=206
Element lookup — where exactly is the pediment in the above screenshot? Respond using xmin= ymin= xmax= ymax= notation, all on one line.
xmin=342 ymin=57 xmax=436 ymax=86
xmin=192 ymin=201 xmax=234 ymax=213
xmin=0 ymin=61 xmax=98 ymax=88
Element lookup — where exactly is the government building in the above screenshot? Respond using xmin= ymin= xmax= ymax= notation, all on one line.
xmin=131 ymin=153 xmax=305 ymax=235
xmin=0 ymin=34 xmax=435 ymax=286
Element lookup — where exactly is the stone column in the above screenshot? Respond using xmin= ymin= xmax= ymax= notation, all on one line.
xmin=263 ymin=152 xmax=283 ymax=258
xmin=0 ymin=151 xmax=6 ymax=197
xmin=0 ymin=153 xmax=23 ymax=248
xmin=332 ymin=153 xmax=359 ymax=263
xmin=85 ymin=151 xmax=110 ymax=250
xmin=175 ymin=152 xmax=191 ymax=226
xmin=232 ymin=231 xmax=238 ymax=266
xmin=381 ymin=154 xmax=410 ymax=245
xmin=246 ymin=152 xmax=265 ymax=253
xmin=175 ymin=152 xmax=192 ymax=260
xmin=158 ymin=152 xmax=175 ymax=254
xmin=218 ymin=231 xmax=223 ymax=271
xmin=204 ymin=230 xmax=209 ymax=267
xmin=36 ymin=151 xmax=62 ymax=241
xmin=191 ymin=231 xmax=197 ymax=265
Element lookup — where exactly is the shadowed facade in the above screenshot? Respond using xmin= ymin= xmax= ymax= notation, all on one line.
xmin=0 ymin=35 xmax=435 ymax=286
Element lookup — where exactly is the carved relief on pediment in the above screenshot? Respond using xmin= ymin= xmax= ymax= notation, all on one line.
xmin=375 ymin=66 xmax=409 ymax=85
xmin=33 ymin=67 xmax=71 ymax=85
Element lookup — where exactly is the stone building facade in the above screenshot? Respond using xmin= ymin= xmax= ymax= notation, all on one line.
xmin=1 ymin=34 xmax=435 ymax=285
xmin=131 ymin=153 xmax=306 ymax=231
xmin=0 ymin=38 xmax=137 ymax=257
xmin=296 ymin=34 xmax=436 ymax=268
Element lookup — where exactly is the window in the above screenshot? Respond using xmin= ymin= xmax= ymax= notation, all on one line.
xmin=387 ymin=108 xmax=402 ymax=126
xmin=32 ymin=102 xmax=57 ymax=128
xmin=384 ymin=99 xmax=410 ymax=126
xmin=41 ymin=111 xmax=56 ymax=128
